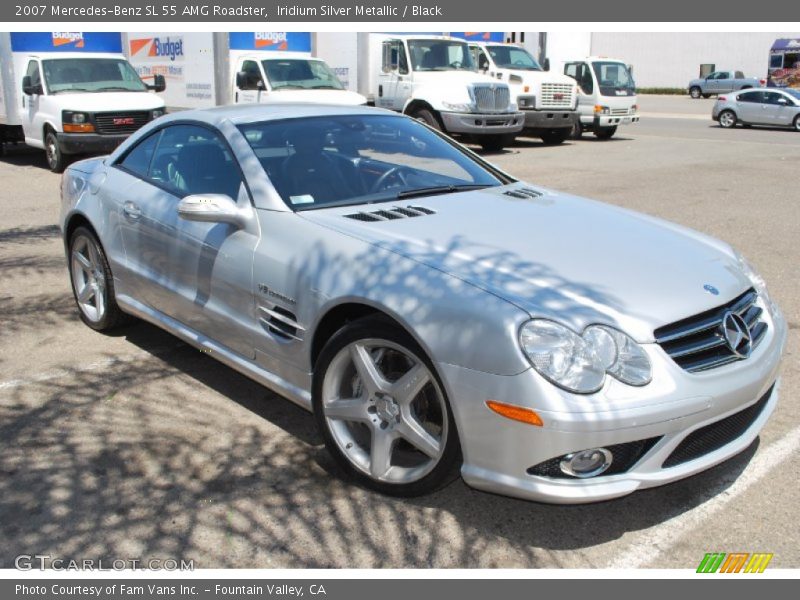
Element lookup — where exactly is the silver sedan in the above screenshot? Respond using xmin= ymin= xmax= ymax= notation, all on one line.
xmin=712 ymin=87 xmax=800 ymax=130
xmin=60 ymin=104 xmax=785 ymax=503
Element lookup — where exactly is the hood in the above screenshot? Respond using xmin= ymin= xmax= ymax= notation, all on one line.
xmin=411 ymin=70 xmax=500 ymax=86
xmin=264 ymin=89 xmax=367 ymax=106
xmin=53 ymin=91 xmax=165 ymax=112
xmin=300 ymin=185 xmax=751 ymax=342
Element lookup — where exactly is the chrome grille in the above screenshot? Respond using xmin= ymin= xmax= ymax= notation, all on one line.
xmin=539 ymin=83 xmax=574 ymax=109
xmin=654 ymin=289 xmax=768 ymax=373
xmin=611 ymin=108 xmax=630 ymax=116
xmin=94 ymin=111 xmax=151 ymax=135
xmin=471 ymin=84 xmax=511 ymax=113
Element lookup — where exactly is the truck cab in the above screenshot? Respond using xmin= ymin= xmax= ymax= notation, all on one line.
xmin=468 ymin=41 xmax=578 ymax=145
xmin=233 ymin=53 xmax=367 ymax=106
xmin=375 ymin=36 xmax=523 ymax=151
xmin=0 ymin=32 xmax=166 ymax=172
xmin=563 ymin=57 xmax=639 ymax=139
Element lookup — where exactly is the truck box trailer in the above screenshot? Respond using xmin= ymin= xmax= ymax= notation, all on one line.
xmin=0 ymin=31 xmax=166 ymax=171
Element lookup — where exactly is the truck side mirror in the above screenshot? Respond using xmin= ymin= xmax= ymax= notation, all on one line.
xmin=543 ymin=58 xmax=551 ymax=72
xmin=236 ymin=71 xmax=248 ymax=89
xmin=148 ymin=74 xmax=166 ymax=92
xmin=22 ymin=75 xmax=41 ymax=95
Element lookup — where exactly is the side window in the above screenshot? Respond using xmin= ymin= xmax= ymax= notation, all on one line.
xmin=564 ymin=62 xmax=579 ymax=79
xmin=738 ymin=91 xmax=762 ymax=103
xmin=118 ymin=131 xmax=161 ymax=177
xmin=707 ymin=72 xmax=719 ymax=80
xmin=734 ymin=71 xmax=744 ymax=79
xmin=769 ymin=55 xmax=783 ymax=69
xmin=764 ymin=92 xmax=785 ymax=105
xmin=476 ymin=48 xmax=490 ymax=71
xmin=25 ymin=60 xmax=42 ymax=88
xmin=150 ymin=124 xmax=243 ymax=199
xmin=382 ymin=41 xmax=408 ymax=74
xmin=578 ymin=63 xmax=593 ymax=94
xmin=239 ymin=60 xmax=263 ymax=90
xmin=718 ymin=72 xmax=730 ymax=80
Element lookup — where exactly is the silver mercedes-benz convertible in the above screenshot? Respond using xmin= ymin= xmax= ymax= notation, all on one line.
xmin=59 ymin=103 xmax=786 ymax=503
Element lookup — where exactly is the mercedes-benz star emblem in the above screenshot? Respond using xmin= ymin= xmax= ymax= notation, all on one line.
xmin=720 ymin=311 xmax=752 ymax=358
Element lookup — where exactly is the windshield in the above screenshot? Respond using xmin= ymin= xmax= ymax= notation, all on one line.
xmin=591 ymin=61 xmax=636 ymax=97
xmin=785 ymin=89 xmax=800 ymax=102
xmin=408 ymin=40 xmax=475 ymax=71
xmin=238 ymin=114 xmax=504 ymax=210
xmin=486 ymin=45 xmax=541 ymax=71
xmin=41 ymin=58 xmax=147 ymax=93
xmin=262 ymin=59 xmax=345 ymax=90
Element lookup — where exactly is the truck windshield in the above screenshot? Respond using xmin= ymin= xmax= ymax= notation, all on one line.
xmin=591 ymin=61 xmax=636 ymax=96
xmin=237 ymin=114 xmax=505 ymax=210
xmin=408 ymin=40 xmax=475 ymax=71
xmin=262 ymin=59 xmax=345 ymax=90
xmin=41 ymin=58 xmax=147 ymax=94
xmin=485 ymin=45 xmax=542 ymax=71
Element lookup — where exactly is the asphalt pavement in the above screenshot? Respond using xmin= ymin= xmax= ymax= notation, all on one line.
xmin=0 ymin=95 xmax=797 ymax=569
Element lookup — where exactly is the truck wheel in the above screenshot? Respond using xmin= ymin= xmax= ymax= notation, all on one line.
xmin=689 ymin=86 xmax=702 ymax=99
xmin=479 ymin=134 xmax=514 ymax=152
xmin=594 ymin=126 xmax=617 ymax=140
xmin=312 ymin=315 xmax=461 ymax=497
xmin=571 ymin=121 xmax=584 ymax=138
xmin=412 ymin=109 xmax=442 ymax=132
xmin=540 ymin=129 xmax=570 ymax=145
xmin=718 ymin=110 xmax=737 ymax=129
xmin=702 ymin=94 xmax=711 ymax=99
xmin=45 ymin=130 xmax=67 ymax=173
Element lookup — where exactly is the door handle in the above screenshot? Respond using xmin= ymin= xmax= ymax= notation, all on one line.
xmin=123 ymin=201 xmax=141 ymax=219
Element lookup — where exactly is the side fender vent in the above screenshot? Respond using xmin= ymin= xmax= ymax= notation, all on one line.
xmin=259 ymin=305 xmax=304 ymax=342
xmin=503 ymin=187 xmax=544 ymax=199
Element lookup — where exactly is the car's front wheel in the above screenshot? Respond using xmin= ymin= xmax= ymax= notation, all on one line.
xmin=313 ymin=316 xmax=461 ymax=497
xmin=718 ymin=110 xmax=737 ymax=129
xmin=540 ymin=128 xmax=570 ymax=145
xmin=594 ymin=126 xmax=617 ymax=140
xmin=45 ymin=130 xmax=67 ymax=173
xmin=689 ymin=86 xmax=702 ymax=99
xmin=68 ymin=226 xmax=127 ymax=331
xmin=794 ymin=115 xmax=800 ymax=132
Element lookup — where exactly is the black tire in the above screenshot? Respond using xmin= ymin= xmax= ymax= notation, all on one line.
xmin=312 ymin=315 xmax=461 ymax=497
xmin=794 ymin=115 xmax=800 ymax=132
xmin=479 ymin=134 xmax=514 ymax=152
xmin=540 ymin=128 xmax=570 ymax=145
xmin=411 ymin=108 xmax=442 ymax=132
xmin=594 ymin=126 xmax=617 ymax=140
xmin=571 ymin=121 xmax=584 ymax=139
xmin=689 ymin=86 xmax=702 ymax=99
xmin=45 ymin=130 xmax=68 ymax=173
xmin=718 ymin=109 xmax=737 ymax=129
xmin=68 ymin=226 xmax=128 ymax=331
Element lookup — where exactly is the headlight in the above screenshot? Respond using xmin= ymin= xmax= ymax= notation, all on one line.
xmin=442 ymin=101 xmax=475 ymax=113
xmin=519 ymin=320 xmax=652 ymax=394
xmin=735 ymin=249 xmax=779 ymax=317
xmin=519 ymin=320 xmax=605 ymax=393
xmin=151 ymin=109 xmax=165 ymax=119
xmin=518 ymin=95 xmax=536 ymax=109
xmin=594 ymin=105 xmax=610 ymax=115
xmin=61 ymin=111 xmax=94 ymax=133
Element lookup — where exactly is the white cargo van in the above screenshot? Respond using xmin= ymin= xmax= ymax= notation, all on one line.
xmin=562 ymin=57 xmax=639 ymax=139
xmin=123 ymin=32 xmax=365 ymax=110
xmin=0 ymin=32 xmax=166 ymax=172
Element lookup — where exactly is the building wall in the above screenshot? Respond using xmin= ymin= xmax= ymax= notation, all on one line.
xmin=589 ymin=32 xmax=800 ymax=88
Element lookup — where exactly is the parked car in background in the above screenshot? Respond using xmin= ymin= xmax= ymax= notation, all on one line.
xmin=688 ymin=70 xmax=765 ymax=99
xmin=60 ymin=103 xmax=785 ymax=503
xmin=713 ymin=88 xmax=800 ymax=130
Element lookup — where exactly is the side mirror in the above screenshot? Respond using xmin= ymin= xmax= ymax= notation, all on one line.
xmin=777 ymin=97 xmax=789 ymax=105
xmin=148 ymin=74 xmax=166 ymax=92
xmin=178 ymin=194 xmax=243 ymax=227
xmin=22 ymin=75 xmax=41 ymax=95
xmin=236 ymin=71 xmax=248 ymax=89
xmin=543 ymin=58 xmax=551 ymax=72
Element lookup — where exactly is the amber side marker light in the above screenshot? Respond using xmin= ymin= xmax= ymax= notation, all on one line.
xmin=485 ymin=400 xmax=543 ymax=426
xmin=63 ymin=123 xmax=95 ymax=133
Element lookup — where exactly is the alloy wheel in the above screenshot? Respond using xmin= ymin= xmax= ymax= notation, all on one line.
xmin=70 ymin=233 xmax=107 ymax=323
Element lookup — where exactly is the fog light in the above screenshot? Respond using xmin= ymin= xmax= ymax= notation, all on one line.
xmin=560 ymin=448 xmax=612 ymax=478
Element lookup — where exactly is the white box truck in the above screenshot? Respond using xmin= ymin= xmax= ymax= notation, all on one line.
xmin=317 ymin=33 xmax=523 ymax=151
xmin=0 ymin=32 xmax=166 ymax=172
xmin=463 ymin=37 xmax=578 ymax=145
xmin=123 ymin=32 xmax=366 ymax=110
xmin=561 ymin=57 xmax=639 ymax=139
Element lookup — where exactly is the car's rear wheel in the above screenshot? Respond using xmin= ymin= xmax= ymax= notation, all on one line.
xmin=719 ymin=110 xmax=737 ymax=129
xmin=313 ymin=316 xmax=461 ymax=497
xmin=689 ymin=86 xmax=702 ymax=99
xmin=68 ymin=226 xmax=127 ymax=331
xmin=794 ymin=115 xmax=800 ymax=131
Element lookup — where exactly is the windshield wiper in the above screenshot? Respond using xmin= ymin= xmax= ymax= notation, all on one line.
xmin=311 ymin=85 xmax=342 ymax=90
xmin=272 ymin=84 xmax=307 ymax=90
xmin=95 ymin=86 xmax=138 ymax=92
xmin=396 ymin=184 xmax=492 ymax=200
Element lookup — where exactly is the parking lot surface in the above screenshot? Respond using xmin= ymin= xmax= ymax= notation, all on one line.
xmin=1 ymin=95 xmax=797 ymax=569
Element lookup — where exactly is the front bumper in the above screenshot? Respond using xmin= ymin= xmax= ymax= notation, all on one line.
xmin=441 ymin=301 xmax=786 ymax=504
xmin=57 ymin=132 xmax=129 ymax=155
xmin=440 ymin=111 xmax=524 ymax=135
xmin=581 ymin=114 xmax=640 ymax=128
xmin=521 ymin=109 xmax=578 ymax=131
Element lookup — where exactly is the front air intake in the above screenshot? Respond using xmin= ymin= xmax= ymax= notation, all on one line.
xmin=344 ymin=206 xmax=436 ymax=222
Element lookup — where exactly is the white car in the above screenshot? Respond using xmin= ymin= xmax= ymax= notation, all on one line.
xmin=713 ymin=87 xmax=800 ymax=130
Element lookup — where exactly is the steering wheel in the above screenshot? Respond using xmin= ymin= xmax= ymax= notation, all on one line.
xmin=370 ymin=166 xmax=411 ymax=193
xmin=449 ymin=61 xmax=463 ymax=69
